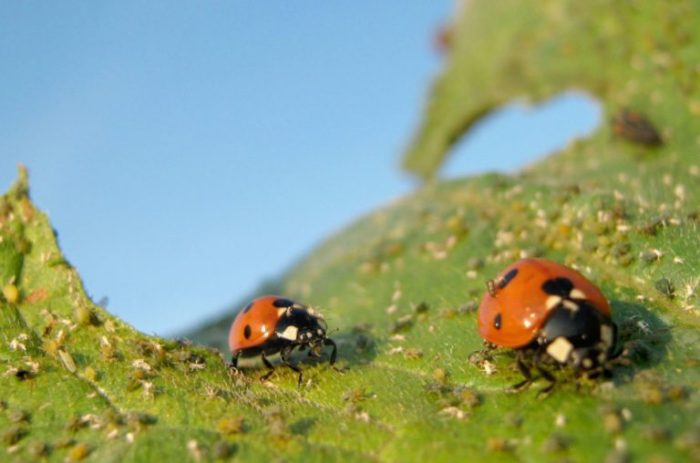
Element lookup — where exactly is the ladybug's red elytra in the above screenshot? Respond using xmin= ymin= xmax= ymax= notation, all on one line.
xmin=477 ymin=258 xmax=618 ymax=392
xmin=228 ymin=296 xmax=336 ymax=386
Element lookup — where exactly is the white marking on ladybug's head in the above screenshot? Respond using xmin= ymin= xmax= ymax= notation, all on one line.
xmin=562 ymin=300 xmax=579 ymax=311
xmin=546 ymin=337 xmax=574 ymax=363
xmin=569 ymin=288 xmax=587 ymax=300
xmin=600 ymin=324 xmax=614 ymax=348
xmin=277 ymin=308 xmax=287 ymax=317
xmin=545 ymin=295 xmax=562 ymax=311
xmin=261 ymin=324 xmax=270 ymax=337
xmin=316 ymin=328 xmax=324 ymax=336
xmin=278 ymin=325 xmax=298 ymax=341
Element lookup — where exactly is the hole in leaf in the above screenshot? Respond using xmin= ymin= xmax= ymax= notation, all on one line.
xmin=440 ymin=91 xmax=601 ymax=177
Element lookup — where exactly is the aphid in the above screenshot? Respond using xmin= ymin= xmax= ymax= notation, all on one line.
xmin=654 ymin=277 xmax=675 ymax=299
xmin=477 ymin=258 xmax=618 ymax=393
xmin=228 ymin=296 xmax=336 ymax=386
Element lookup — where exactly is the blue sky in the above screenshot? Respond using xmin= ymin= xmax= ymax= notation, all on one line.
xmin=0 ymin=2 xmax=599 ymax=335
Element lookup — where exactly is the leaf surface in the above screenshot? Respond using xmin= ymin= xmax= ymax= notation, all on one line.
xmin=3 ymin=0 xmax=700 ymax=461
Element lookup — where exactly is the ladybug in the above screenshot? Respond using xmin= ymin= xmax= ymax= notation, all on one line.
xmin=228 ymin=296 xmax=337 ymax=385
xmin=477 ymin=258 xmax=618 ymax=392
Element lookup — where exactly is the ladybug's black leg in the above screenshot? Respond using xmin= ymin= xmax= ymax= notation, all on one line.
xmin=229 ymin=350 xmax=241 ymax=370
xmin=510 ymin=356 xmax=534 ymax=392
xmin=259 ymin=353 xmax=275 ymax=382
xmin=324 ymin=338 xmax=338 ymax=365
xmin=280 ymin=347 xmax=303 ymax=387
xmin=323 ymin=338 xmax=344 ymax=373
xmin=261 ymin=353 xmax=274 ymax=369
xmin=535 ymin=364 xmax=556 ymax=398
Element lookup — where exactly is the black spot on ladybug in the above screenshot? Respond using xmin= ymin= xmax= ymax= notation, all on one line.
xmin=242 ymin=302 xmax=254 ymax=313
xmin=272 ymin=298 xmax=295 ymax=308
xmin=542 ymin=278 xmax=574 ymax=297
xmin=494 ymin=313 xmax=502 ymax=330
xmin=498 ymin=268 xmax=519 ymax=289
xmin=243 ymin=325 xmax=252 ymax=339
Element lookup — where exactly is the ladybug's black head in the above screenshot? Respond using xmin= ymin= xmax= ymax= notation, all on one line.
xmin=274 ymin=306 xmax=328 ymax=348
xmin=537 ymin=301 xmax=617 ymax=370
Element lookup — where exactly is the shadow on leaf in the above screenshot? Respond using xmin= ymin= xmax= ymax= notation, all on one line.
xmin=329 ymin=323 xmax=380 ymax=369
xmin=289 ymin=417 xmax=317 ymax=436
xmin=611 ymin=299 xmax=672 ymax=380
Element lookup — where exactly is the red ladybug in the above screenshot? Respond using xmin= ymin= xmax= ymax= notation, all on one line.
xmin=228 ymin=296 xmax=337 ymax=385
xmin=477 ymin=258 xmax=617 ymax=391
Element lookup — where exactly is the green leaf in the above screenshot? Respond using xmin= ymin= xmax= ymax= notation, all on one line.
xmin=402 ymin=0 xmax=700 ymax=181
xmin=201 ymin=0 xmax=700 ymax=460
xmin=0 ymin=170 xmax=374 ymax=461
xmin=3 ymin=0 xmax=700 ymax=461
